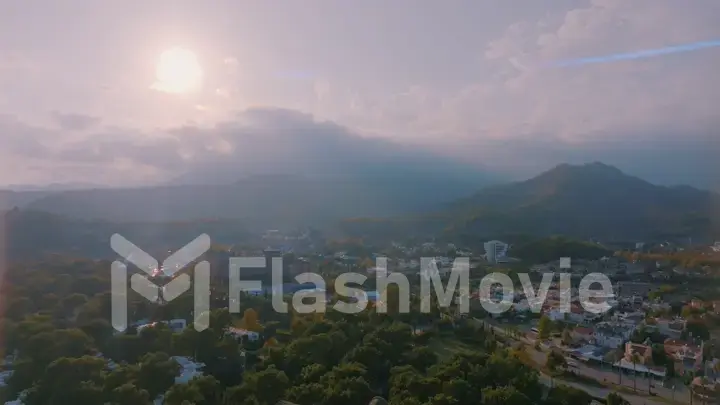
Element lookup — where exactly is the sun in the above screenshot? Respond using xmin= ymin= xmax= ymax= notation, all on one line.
xmin=151 ymin=47 xmax=203 ymax=94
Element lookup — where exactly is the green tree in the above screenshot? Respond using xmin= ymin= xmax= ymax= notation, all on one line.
xmin=561 ymin=329 xmax=572 ymax=346
xmin=134 ymin=352 xmax=180 ymax=399
xmin=23 ymin=356 xmax=106 ymax=405
xmin=241 ymin=308 xmax=261 ymax=332
xmin=423 ymin=393 xmax=457 ymax=405
xmin=606 ymin=392 xmax=630 ymax=405
xmin=546 ymin=351 xmax=567 ymax=373
xmin=163 ymin=383 xmax=204 ymax=405
xmin=285 ymin=383 xmax=326 ymax=405
xmin=109 ymin=383 xmax=152 ymax=405
xmin=537 ymin=315 xmax=551 ymax=339
xmin=79 ymin=318 xmax=113 ymax=347
xmin=405 ymin=346 xmax=438 ymax=372
xmin=186 ymin=375 xmax=223 ymax=405
xmin=61 ymin=292 xmax=89 ymax=314
xmin=239 ymin=366 xmax=290 ymax=405
xmin=544 ymin=385 xmax=592 ymax=405
xmin=481 ymin=386 xmax=532 ymax=405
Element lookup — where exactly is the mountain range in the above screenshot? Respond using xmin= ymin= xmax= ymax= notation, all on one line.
xmin=448 ymin=162 xmax=718 ymax=238
xmin=340 ymin=162 xmax=720 ymax=242
xmin=4 ymin=173 xmax=485 ymax=228
xmin=2 ymin=162 xmax=718 ymax=260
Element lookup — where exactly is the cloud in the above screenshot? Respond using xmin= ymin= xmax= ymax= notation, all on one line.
xmin=371 ymin=0 xmax=720 ymax=180
xmin=311 ymin=1 xmax=719 ymax=186
xmin=411 ymin=1 xmax=718 ymax=143
xmin=0 ymin=114 xmax=53 ymax=158
xmin=6 ymin=101 xmax=716 ymax=189
xmin=1 ymin=1 xmax=718 ymax=189
xmin=51 ymin=111 xmax=101 ymax=131
xmin=0 ymin=114 xmax=168 ymax=185
xmin=0 ymin=108 xmax=484 ymax=185
xmin=472 ymin=0 xmax=720 ymax=141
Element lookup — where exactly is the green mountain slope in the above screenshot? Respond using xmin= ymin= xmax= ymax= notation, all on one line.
xmin=340 ymin=162 xmax=720 ymax=242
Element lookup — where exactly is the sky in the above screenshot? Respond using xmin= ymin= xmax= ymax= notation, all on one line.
xmin=1 ymin=0 xmax=719 ymax=188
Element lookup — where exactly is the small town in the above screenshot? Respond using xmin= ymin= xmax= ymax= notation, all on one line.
xmin=7 ymin=234 xmax=717 ymax=404
xmin=1 ymin=2 xmax=718 ymax=404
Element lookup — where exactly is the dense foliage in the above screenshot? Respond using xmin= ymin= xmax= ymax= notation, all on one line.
xmin=1 ymin=257 xmax=609 ymax=405
xmin=510 ymin=237 xmax=613 ymax=263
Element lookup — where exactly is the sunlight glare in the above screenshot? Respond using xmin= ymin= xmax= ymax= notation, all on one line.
xmin=151 ymin=47 xmax=204 ymax=94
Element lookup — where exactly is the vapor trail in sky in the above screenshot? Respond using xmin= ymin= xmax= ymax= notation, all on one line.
xmin=552 ymin=39 xmax=720 ymax=68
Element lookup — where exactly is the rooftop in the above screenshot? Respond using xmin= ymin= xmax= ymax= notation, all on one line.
xmin=595 ymin=322 xmax=634 ymax=335
xmin=626 ymin=342 xmax=650 ymax=357
xmin=615 ymin=359 xmax=666 ymax=377
xmin=572 ymin=344 xmax=610 ymax=361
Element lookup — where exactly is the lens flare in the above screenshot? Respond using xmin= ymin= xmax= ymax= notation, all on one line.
xmin=551 ymin=39 xmax=720 ymax=68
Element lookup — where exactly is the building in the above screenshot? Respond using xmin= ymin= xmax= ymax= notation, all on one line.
xmin=624 ymin=342 xmax=653 ymax=365
xmin=619 ymin=341 xmax=666 ymax=378
xmin=643 ymin=301 xmax=671 ymax=313
xmin=614 ymin=311 xmax=645 ymax=325
xmin=655 ymin=317 xmax=686 ymax=338
xmin=543 ymin=303 xmax=586 ymax=324
xmin=226 ymin=327 xmax=261 ymax=342
xmin=594 ymin=322 xmax=636 ymax=348
xmin=572 ymin=327 xmax=595 ymax=343
xmin=691 ymin=299 xmax=706 ymax=310
xmin=616 ymin=281 xmax=656 ymax=298
xmin=484 ymin=240 xmax=509 ymax=264
xmin=665 ymin=339 xmax=704 ymax=375
xmin=173 ymin=356 xmax=205 ymax=384
xmin=136 ymin=318 xmax=188 ymax=334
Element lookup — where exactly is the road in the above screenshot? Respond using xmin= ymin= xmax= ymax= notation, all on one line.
xmin=537 ymin=373 xmax=673 ymax=405
xmin=528 ymin=347 xmax=690 ymax=405
xmin=475 ymin=318 xmax=690 ymax=405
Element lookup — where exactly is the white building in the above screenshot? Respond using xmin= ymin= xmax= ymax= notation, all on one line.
xmin=226 ymin=327 xmax=261 ymax=341
xmin=655 ymin=318 xmax=686 ymax=338
xmin=594 ymin=322 xmax=635 ymax=348
xmin=136 ymin=319 xmax=188 ymax=334
xmin=172 ymin=356 xmax=205 ymax=384
xmin=484 ymin=240 xmax=509 ymax=264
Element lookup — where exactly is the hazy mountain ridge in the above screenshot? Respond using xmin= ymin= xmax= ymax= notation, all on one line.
xmin=4 ymin=182 xmax=108 ymax=191
xmin=2 ymin=110 xmax=498 ymax=219
xmin=446 ymin=162 xmax=719 ymax=240
xmin=339 ymin=162 xmax=720 ymax=242
xmin=20 ymin=174 xmax=486 ymax=226
xmin=0 ymin=189 xmax=55 ymax=211
xmin=1 ymin=124 xmax=496 ymax=223
xmin=4 ymin=162 xmax=718 ymax=258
